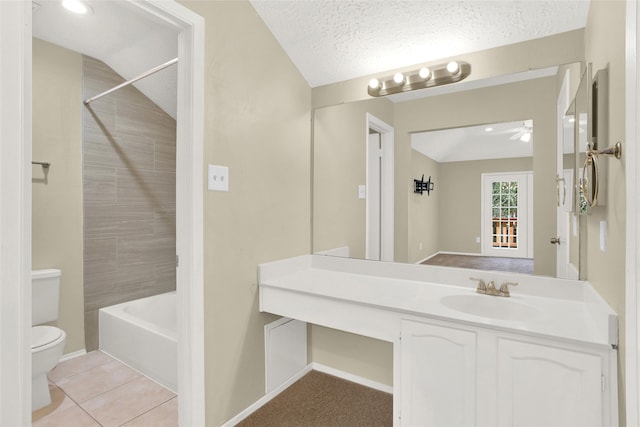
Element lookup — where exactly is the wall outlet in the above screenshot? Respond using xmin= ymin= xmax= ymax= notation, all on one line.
xmin=208 ymin=164 xmax=229 ymax=192
xmin=475 ymin=237 xmax=480 ymax=244
xmin=419 ymin=242 xmax=423 ymax=251
xmin=358 ymin=185 xmax=366 ymax=199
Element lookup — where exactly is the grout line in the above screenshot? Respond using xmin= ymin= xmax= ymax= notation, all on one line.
xmin=117 ymin=395 xmax=177 ymax=427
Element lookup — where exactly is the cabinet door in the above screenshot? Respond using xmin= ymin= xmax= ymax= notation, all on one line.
xmin=497 ymin=338 xmax=602 ymax=427
xmin=400 ymin=320 xmax=478 ymax=427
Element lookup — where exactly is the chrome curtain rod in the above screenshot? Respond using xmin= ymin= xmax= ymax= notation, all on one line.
xmin=83 ymin=57 xmax=178 ymax=105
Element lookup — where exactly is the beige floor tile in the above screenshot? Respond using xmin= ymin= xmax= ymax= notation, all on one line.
xmin=33 ymin=405 xmax=101 ymax=427
xmin=48 ymin=350 xmax=114 ymax=383
xmin=56 ymin=359 xmax=140 ymax=403
xmin=32 ymin=383 xmax=77 ymax=422
xmin=122 ymin=397 xmax=178 ymax=427
xmin=81 ymin=376 xmax=175 ymax=427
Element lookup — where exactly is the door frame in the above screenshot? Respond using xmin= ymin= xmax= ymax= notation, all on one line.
xmin=366 ymin=113 xmax=394 ymax=262
xmin=0 ymin=1 xmax=205 ymax=425
xmin=626 ymin=0 xmax=639 ymax=424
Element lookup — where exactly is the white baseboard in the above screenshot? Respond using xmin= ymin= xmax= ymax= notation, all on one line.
xmin=221 ymin=363 xmax=393 ymax=426
xmin=310 ymin=362 xmax=393 ymax=394
xmin=60 ymin=349 xmax=87 ymax=362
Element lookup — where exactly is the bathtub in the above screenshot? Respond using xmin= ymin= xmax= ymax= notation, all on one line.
xmin=99 ymin=291 xmax=177 ymax=392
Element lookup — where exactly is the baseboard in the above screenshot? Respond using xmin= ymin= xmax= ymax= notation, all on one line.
xmin=220 ymin=364 xmax=313 ymax=427
xmin=60 ymin=349 xmax=87 ymax=362
xmin=221 ymin=363 xmax=393 ymax=426
xmin=310 ymin=362 xmax=393 ymax=394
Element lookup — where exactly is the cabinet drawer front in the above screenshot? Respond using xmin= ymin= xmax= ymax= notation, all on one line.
xmin=497 ymin=338 xmax=602 ymax=427
xmin=400 ymin=320 xmax=478 ymax=427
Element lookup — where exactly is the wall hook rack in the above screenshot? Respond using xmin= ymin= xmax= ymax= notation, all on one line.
xmin=414 ymin=174 xmax=434 ymax=196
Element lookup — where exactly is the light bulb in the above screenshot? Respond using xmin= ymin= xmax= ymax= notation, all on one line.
xmin=484 ymin=127 xmax=493 ymax=132
xmin=418 ymin=67 xmax=431 ymax=80
xmin=62 ymin=0 xmax=93 ymax=15
xmin=393 ymin=73 xmax=405 ymax=84
xmin=446 ymin=61 xmax=460 ymax=74
xmin=520 ymin=132 xmax=531 ymax=142
xmin=369 ymin=78 xmax=380 ymax=90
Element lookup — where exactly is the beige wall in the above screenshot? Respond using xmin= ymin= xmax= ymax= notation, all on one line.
xmin=436 ymin=157 xmax=533 ymax=257
xmin=313 ymin=97 xmax=394 ymax=257
xmin=180 ymin=1 xmax=311 ymax=425
xmin=32 ymin=39 xmax=85 ymax=354
xmin=584 ymin=0 xmax=627 ymax=423
xmin=409 ymin=152 xmax=440 ymax=262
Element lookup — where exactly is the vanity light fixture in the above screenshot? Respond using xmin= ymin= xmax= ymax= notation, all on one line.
xmin=368 ymin=60 xmax=471 ymax=97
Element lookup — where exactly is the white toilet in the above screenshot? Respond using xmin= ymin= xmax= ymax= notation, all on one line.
xmin=32 ymin=269 xmax=66 ymax=411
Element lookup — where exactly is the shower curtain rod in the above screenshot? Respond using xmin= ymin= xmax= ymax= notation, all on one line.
xmin=83 ymin=57 xmax=178 ymax=105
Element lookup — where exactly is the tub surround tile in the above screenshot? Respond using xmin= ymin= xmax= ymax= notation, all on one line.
xmin=56 ymin=359 xmax=141 ymax=403
xmin=83 ymin=56 xmax=176 ymax=352
xmin=122 ymin=397 xmax=178 ymax=427
xmin=81 ymin=376 xmax=175 ymax=427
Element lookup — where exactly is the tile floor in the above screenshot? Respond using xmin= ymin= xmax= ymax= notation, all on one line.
xmin=32 ymin=350 xmax=178 ymax=427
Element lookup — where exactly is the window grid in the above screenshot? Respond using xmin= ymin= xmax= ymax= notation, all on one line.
xmin=491 ymin=181 xmax=518 ymax=249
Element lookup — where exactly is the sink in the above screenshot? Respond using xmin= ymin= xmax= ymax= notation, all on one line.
xmin=440 ymin=294 xmax=541 ymax=321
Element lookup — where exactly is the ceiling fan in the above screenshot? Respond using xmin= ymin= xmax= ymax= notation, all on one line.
xmin=509 ymin=120 xmax=534 ymax=142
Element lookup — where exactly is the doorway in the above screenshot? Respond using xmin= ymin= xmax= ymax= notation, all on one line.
xmin=0 ymin=1 xmax=204 ymax=425
xmin=366 ymin=114 xmax=394 ymax=262
xmin=481 ymin=172 xmax=533 ymax=259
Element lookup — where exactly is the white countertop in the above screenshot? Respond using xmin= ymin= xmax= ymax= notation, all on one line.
xmin=259 ymin=255 xmax=618 ymax=348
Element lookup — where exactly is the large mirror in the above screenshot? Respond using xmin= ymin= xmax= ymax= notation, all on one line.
xmin=313 ymin=62 xmax=586 ymax=278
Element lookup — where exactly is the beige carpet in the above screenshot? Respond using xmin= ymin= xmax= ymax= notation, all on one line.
xmin=422 ymin=253 xmax=534 ymax=274
xmin=236 ymin=371 xmax=393 ymax=427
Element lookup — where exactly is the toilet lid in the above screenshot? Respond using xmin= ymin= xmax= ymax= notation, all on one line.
xmin=32 ymin=326 xmax=63 ymax=350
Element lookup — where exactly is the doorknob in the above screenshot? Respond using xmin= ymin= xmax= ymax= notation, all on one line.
xmin=550 ymin=237 xmax=561 ymax=245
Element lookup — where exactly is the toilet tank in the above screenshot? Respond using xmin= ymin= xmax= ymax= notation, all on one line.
xmin=32 ymin=269 xmax=62 ymax=326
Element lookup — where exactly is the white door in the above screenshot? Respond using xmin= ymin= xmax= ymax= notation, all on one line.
xmin=481 ymin=172 xmax=532 ymax=258
xmin=556 ymin=69 xmax=574 ymax=279
xmin=367 ymin=131 xmax=382 ymax=260
xmin=365 ymin=114 xmax=394 ymax=262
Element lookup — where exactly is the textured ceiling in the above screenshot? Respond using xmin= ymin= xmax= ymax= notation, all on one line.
xmin=250 ymin=0 xmax=590 ymax=87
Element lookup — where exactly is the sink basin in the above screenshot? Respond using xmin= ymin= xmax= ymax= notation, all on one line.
xmin=440 ymin=294 xmax=541 ymax=321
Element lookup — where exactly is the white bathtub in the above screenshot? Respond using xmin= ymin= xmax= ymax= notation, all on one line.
xmin=99 ymin=291 xmax=177 ymax=392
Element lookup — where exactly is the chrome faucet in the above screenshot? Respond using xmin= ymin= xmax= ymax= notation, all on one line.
xmin=470 ymin=278 xmax=518 ymax=297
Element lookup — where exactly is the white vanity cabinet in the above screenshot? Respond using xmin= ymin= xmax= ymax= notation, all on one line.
xmin=399 ymin=318 xmax=616 ymax=427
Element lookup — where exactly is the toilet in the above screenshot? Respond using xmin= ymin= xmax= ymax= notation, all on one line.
xmin=31 ymin=269 xmax=66 ymax=411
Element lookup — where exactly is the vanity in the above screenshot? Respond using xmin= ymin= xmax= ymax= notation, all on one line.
xmin=259 ymin=254 xmax=618 ymax=427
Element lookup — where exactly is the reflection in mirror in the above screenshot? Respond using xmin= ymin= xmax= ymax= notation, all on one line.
xmin=313 ymin=63 xmax=584 ymax=278
xmin=412 ymin=121 xmax=534 ymax=275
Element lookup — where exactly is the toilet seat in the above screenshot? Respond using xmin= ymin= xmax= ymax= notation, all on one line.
xmin=32 ymin=325 xmax=65 ymax=352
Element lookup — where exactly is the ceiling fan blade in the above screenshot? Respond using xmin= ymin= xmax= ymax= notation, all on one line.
xmin=510 ymin=130 xmax=526 ymax=140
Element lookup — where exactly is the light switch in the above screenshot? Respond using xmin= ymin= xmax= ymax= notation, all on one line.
xmin=208 ymin=164 xmax=229 ymax=192
xmin=358 ymin=185 xmax=366 ymax=199
xmin=600 ymin=220 xmax=607 ymax=252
